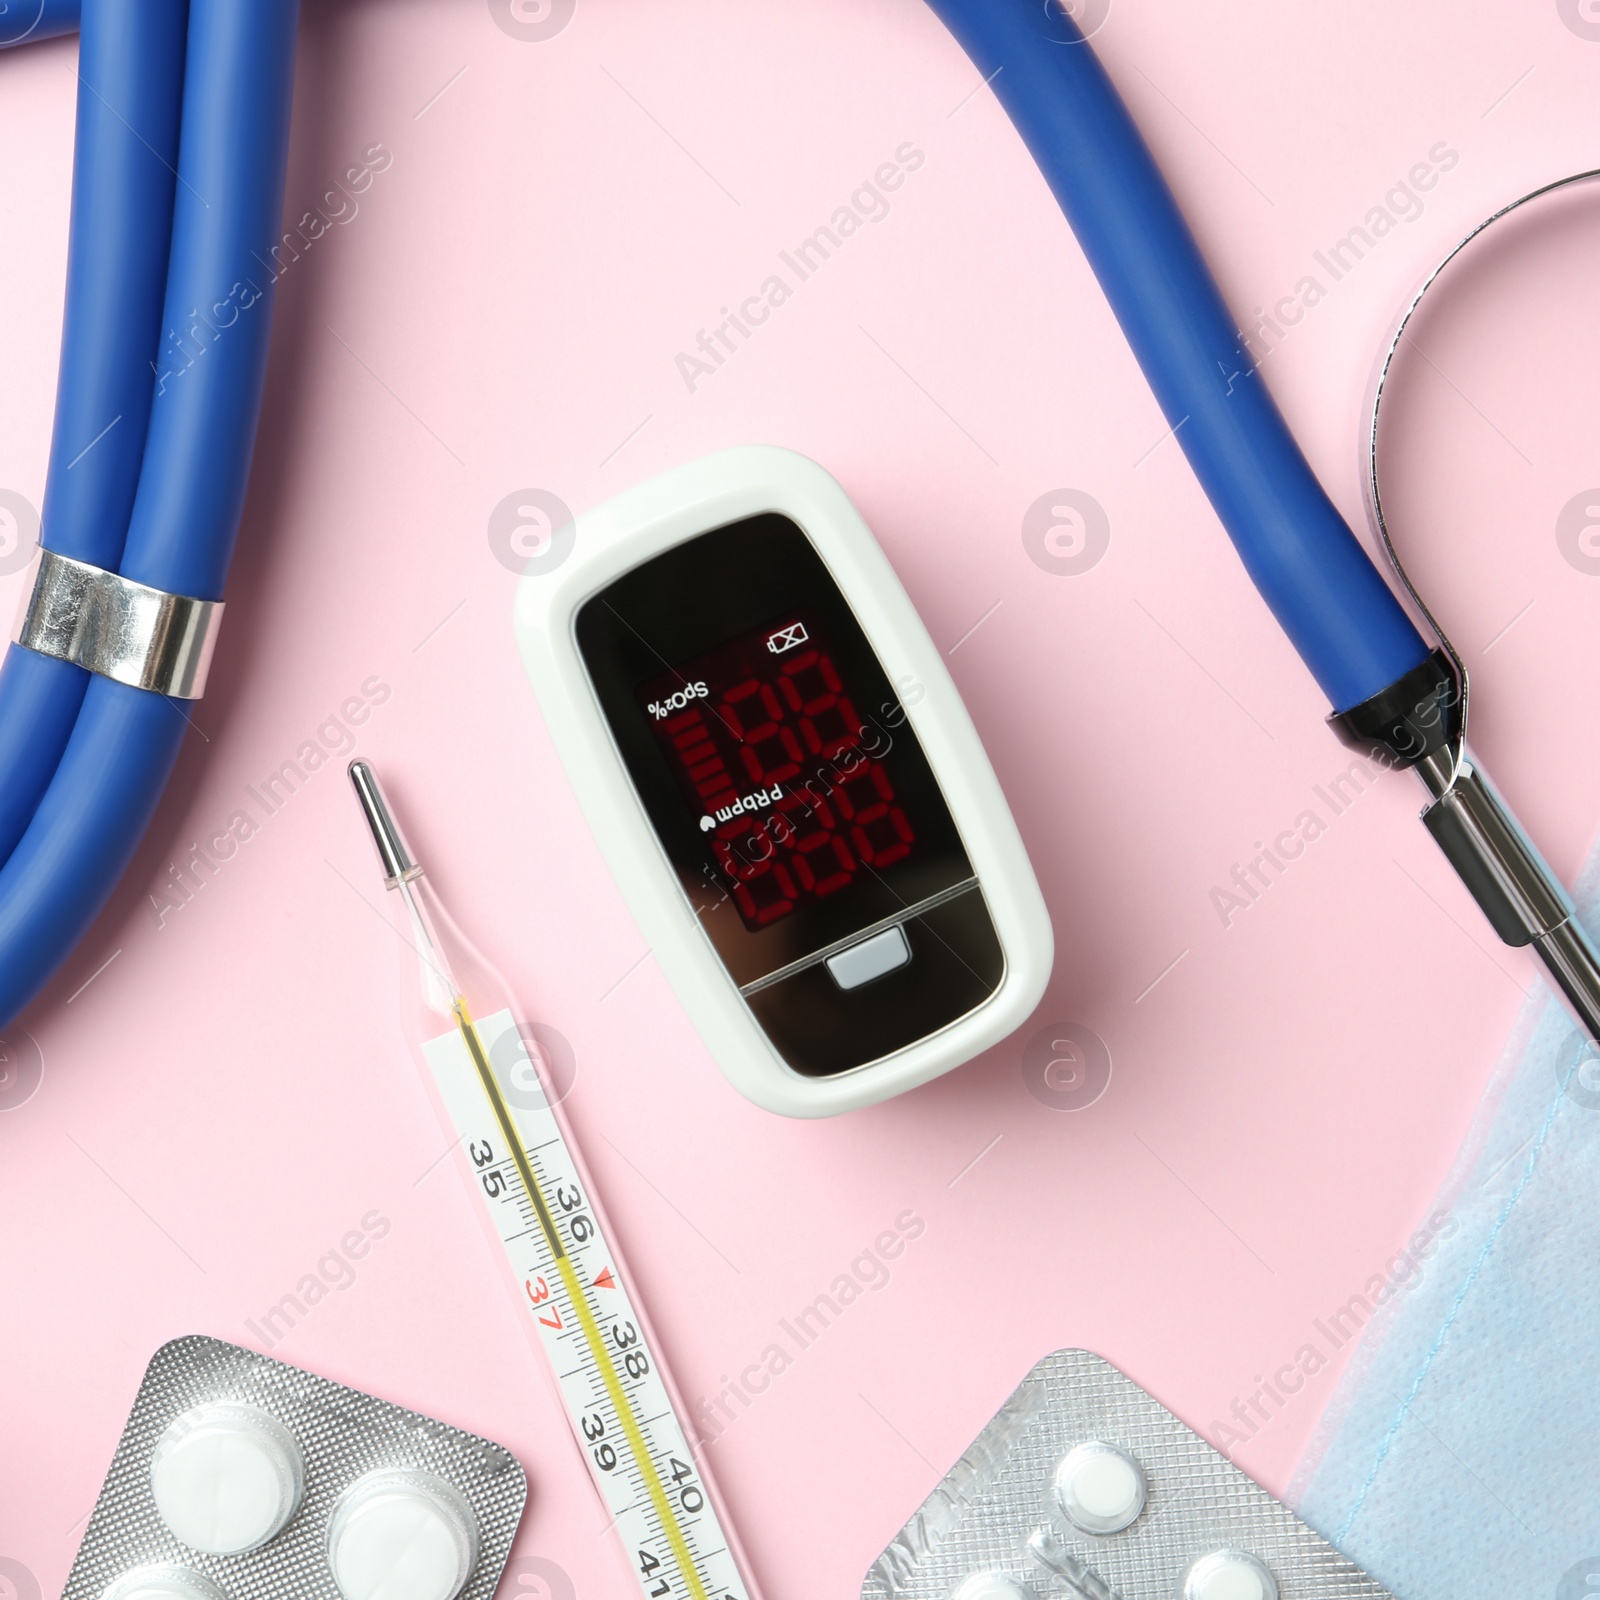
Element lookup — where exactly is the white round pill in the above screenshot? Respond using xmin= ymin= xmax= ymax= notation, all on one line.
xmin=149 ymin=1403 xmax=304 ymax=1555
xmin=326 ymin=1469 xmax=480 ymax=1600
xmin=1053 ymin=1441 xmax=1146 ymax=1536
xmin=1182 ymin=1549 xmax=1280 ymax=1600
xmin=100 ymin=1566 xmax=230 ymax=1600
xmin=952 ymin=1573 xmax=1032 ymax=1600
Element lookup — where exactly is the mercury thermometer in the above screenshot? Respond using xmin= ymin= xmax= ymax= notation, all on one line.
xmin=348 ymin=761 xmax=762 ymax=1600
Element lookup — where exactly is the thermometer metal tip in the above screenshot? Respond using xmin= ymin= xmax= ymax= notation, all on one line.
xmin=348 ymin=759 xmax=420 ymax=885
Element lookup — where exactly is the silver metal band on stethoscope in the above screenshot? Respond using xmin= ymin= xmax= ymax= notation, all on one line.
xmin=1368 ymin=168 xmax=1600 ymax=1041
xmin=10 ymin=547 xmax=223 ymax=698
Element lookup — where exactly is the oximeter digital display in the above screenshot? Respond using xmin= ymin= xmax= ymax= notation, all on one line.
xmin=516 ymin=446 xmax=1053 ymax=1117
xmin=638 ymin=609 xmax=922 ymax=924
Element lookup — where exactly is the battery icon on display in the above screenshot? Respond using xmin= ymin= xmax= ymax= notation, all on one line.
xmin=765 ymin=621 xmax=807 ymax=654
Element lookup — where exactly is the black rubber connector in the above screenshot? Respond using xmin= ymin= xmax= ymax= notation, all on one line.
xmin=1327 ymin=649 xmax=1461 ymax=767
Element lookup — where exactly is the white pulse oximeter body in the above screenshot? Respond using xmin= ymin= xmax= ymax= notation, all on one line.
xmin=514 ymin=447 xmax=1052 ymax=1117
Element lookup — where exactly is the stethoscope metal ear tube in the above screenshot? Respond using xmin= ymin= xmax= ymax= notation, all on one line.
xmin=1416 ymin=754 xmax=1600 ymax=1046
xmin=1359 ymin=169 xmax=1600 ymax=1044
xmin=1409 ymin=752 xmax=1600 ymax=1043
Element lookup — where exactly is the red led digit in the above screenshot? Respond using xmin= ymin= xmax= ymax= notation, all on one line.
xmin=738 ymin=721 xmax=803 ymax=787
xmin=768 ymin=792 xmax=855 ymax=898
xmin=791 ymin=828 xmax=856 ymax=896
xmin=833 ymin=762 xmax=893 ymax=820
xmin=800 ymin=696 xmax=861 ymax=760
xmin=713 ymin=820 xmax=796 ymax=925
xmin=851 ymin=803 xmax=914 ymax=869
xmin=778 ymin=649 xmax=842 ymax=710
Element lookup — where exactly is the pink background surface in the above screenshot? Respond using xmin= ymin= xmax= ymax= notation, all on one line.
xmin=2 ymin=3 xmax=1600 ymax=1596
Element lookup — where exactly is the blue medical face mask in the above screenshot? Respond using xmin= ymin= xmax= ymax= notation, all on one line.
xmin=1291 ymin=842 xmax=1600 ymax=1600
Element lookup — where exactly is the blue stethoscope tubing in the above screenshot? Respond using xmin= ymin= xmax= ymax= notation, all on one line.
xmin=922 ymin=0 xmax=1433 ymax=712
xmin=0 ymin=0 xmax=1435 ymax=1030
xmin=0 ymin=1 xmax=299 ymax=1027
xmin=0 ymin=0 xmax=186 ymax=868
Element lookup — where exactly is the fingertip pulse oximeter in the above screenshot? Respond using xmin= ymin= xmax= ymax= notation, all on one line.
xmin=515 ymin=446 xmax=1052 ymax=1116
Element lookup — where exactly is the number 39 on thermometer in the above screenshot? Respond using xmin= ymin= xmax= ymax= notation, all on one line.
xmin=425 ymin=1005 xmax=759 ymax=1600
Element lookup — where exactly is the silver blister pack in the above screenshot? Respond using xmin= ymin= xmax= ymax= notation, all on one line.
xmin=864 ymin=1349 xmax=1391 ymax=1600
xmin=64 ymin=1335 xmax=527 ymax=1600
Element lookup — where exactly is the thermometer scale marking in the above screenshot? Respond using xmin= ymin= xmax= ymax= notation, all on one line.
xmin=425 ymin=1002 xmax=750 ymax=1600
